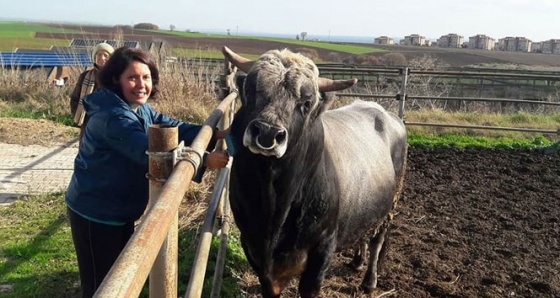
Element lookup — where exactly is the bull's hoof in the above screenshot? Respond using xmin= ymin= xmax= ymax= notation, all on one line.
xmin=360 ymin=282 xmax=376 ymax=294
xmin=347 ymin=260 xmax=364 ymax=272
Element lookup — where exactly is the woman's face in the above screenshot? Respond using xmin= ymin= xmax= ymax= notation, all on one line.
xmin=95 ymin=50 xmax=111 ymax=68
xmin=118 ymin=61 xmax=152 ymax=106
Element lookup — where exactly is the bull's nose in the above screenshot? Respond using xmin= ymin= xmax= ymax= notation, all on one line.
xmin=249 ymin=120 xmax=287 ymax=149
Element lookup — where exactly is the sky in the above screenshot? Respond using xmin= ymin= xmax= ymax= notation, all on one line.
xmin=1 ymin=0 xmax=558 ymax=42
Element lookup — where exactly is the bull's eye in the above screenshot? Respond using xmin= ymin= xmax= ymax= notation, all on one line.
xmin=301 ymin=100 xmax=313 ymax=115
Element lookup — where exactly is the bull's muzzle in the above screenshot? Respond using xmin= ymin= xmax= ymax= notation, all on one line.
xmin=244 ymin=120 xmax=288 ymax=158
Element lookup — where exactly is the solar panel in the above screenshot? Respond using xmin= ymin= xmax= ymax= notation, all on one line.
xmin=123 ymin=41 xmax=139 ymax=48
xmin=0 ymin=52 xmax=92 ymax=67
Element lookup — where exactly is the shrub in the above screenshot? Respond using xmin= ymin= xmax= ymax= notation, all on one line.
xmin=133 ymin=23 xmax=159 ymax=30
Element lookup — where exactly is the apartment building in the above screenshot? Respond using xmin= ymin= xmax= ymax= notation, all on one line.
xmin=437 ymin=33 xmax=464 ymax=48
xmin=468 ymin=34 xmax=495 ymax=50
xmin=541 ymin=39 xmax=560 ymax=54
xmin=531 ymin=42 xmax=542 ymax=53
xmin=497 ymin=37 xmax=532 ymax=52
xmin=374 ymin=36 xmax=395 ymax=45
xmin=402 ymin=34 xmax=426 ymax=46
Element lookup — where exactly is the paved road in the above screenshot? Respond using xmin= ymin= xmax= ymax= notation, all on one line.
xmin=0 ymin=140 xmax=79 ymax=206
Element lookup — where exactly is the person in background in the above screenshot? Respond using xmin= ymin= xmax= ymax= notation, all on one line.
xmin=65 ymin=47 xmax=229 ymax=297
xmin=70 ymin=42 xmax=114 ymax=138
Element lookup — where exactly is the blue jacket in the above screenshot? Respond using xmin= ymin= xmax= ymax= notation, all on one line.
xmin=66 ymin=89 xmax=202 ymax=224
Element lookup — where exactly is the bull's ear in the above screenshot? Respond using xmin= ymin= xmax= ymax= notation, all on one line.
xmin=235 ymin=73 xmax=248 ymax=106
xmin=317 ymin=91 xmax=336 ymax=114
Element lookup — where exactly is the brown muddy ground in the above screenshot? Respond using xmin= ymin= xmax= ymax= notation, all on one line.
xmin=241 ymin=147 xmax=560 ymax=297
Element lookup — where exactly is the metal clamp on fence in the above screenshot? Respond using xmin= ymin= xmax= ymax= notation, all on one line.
xmin=175 ymin=141 xmax=204 ymax=172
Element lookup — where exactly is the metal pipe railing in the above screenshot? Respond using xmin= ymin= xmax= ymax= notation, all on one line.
xmin=184 ymin=163 xmax=231 ymax=298
xmin=93 ymin=90 xmax=238 ymax=298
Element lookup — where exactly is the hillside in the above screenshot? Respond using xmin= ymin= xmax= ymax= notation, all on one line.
xmin=35 ymin=23 xmax=560 ymax=68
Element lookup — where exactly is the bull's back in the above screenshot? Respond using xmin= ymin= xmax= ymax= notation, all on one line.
xmin=322 ymin=100 xmax=406 ymax=247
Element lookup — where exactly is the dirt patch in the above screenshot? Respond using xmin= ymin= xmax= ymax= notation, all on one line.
xmin=240 ymin=147 xmax=560 ymax=297
xmin=0 ymin=118 xmax=79 ymax=146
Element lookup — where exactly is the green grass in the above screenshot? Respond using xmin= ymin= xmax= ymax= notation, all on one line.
xmin=0 ymin=22 xmax=79 ymax=51
xmin=407 ymin=133 xmax=555 ymax=150
xmin=0 ymin=193 xmax=80 ymax=297
xmin=155 ymin=29 xmax=385 ymax=55
xmin=0 ymin=193 xmax=250 ymax=297
xmin=0 ymin=37 xmax=69 ymax=51
xmin=0 ymin=22 xmax=78 ymax=36
xmin=0 ymin=108 xmax=75 ymax=126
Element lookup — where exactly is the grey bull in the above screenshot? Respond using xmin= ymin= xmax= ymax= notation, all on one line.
xmin=223 ymin=46 xmax=408 ymax=298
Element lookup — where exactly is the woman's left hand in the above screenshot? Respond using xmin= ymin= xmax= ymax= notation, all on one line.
xmin=205 ymin=150 xmax=229 ymax=169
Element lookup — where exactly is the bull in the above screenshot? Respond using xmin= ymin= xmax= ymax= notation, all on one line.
xmin=223 ymin=46 xmax=408 ymax=298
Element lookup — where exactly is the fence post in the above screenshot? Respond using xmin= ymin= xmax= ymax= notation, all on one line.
xmin=147 ymin=125 xmax=179 ymax=298
xmin=397 ymin=67 xmax=409 ymax=119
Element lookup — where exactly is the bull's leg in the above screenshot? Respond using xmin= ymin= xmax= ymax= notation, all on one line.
xmin=360 ymin=222 xmax=391 ymax=294
xmin=298 ymin=236 xmax=337 ymax=298
xmin=348 ymin=237 xmax=368 ymax=271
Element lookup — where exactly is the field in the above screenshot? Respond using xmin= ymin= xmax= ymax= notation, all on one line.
xmin=1 ymin=22 xmax=560 ymax=298
xmin=21 ymin=23 xmax=560 ymax=68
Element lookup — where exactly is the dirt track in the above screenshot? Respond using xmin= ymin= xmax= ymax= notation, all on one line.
xmin=241 ymin=147 xmax=560 ymax=297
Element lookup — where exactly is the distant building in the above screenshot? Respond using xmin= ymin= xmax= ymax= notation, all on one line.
xmin=374 ymin=36 xmax=394 ymax=45
xmin=531 ymin=42 xmax=542 ymax=53
xmin=497 ymin=37 xmax=532 ymax=52
xmin=541 ymin=39 xmax=560 ymax=54
xmin=437 ymin=33 xmax=463 ymax=48
xmin=402 ymin=34 xmax=426 ymax=46
xmin=468 ymin=34 xmax=495 ymax=50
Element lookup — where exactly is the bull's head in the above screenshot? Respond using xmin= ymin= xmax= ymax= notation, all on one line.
xmin=223 ymin=46 xmax=356 ymax=158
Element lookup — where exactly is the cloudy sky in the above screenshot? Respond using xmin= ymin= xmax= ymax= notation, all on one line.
xmin=2 ymin=0 xmax=558 ymax=41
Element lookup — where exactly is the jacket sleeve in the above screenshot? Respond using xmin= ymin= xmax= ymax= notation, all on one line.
xmin=147 ymin=105 xmax=202 ymax=145
xmin=70 ymin=71 xmax=87 ymax=116
xmin=147 ymin=105 xmax=218 ymax=183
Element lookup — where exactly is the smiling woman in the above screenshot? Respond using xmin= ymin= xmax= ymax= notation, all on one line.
xmin=65 ymin=47 xmax=231 ymax=297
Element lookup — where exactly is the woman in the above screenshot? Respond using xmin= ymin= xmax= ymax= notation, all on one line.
xmin=65 ymin=47 xmax=229 ymax=297
xmin=70 ymin=42 xmax=114 ymax=136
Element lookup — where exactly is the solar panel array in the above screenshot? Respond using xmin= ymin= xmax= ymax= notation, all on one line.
xmin=70 ymin=39 xmax=140 ymax=49
xmin=70 ymin=39 xmax=106 ymax=48
xmin=0 ymin=52 xmax=91 ymax=67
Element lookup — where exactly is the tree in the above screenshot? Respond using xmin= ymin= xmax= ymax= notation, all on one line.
xmin=170 ymin=24 xmax=176 ymax=31
xmin=300 ymin=32 xmax=307 ymax=41
xmin=296 ymin=35 xmax=300 ymax=41
xmin=133 ymin=23 xmax=159 ymax=30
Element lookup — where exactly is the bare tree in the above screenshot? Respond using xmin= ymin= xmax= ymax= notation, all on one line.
xmin=300 ymin=32 xmax=307 ymax=41
xmin=170 ymin=24 xmax=176 ymax=31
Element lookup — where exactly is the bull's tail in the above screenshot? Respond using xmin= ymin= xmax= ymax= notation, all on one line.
xmin=389 ymin=144 xmax=408 ymax=220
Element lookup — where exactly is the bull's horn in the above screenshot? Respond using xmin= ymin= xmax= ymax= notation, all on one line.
xmin=318 ymin=78 xmax=358 ymax=92
xmin=222 ymin=46 xmax=254 ymax=73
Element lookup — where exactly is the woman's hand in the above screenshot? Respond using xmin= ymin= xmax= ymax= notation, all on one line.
xmin=214 ymin=127 xmax=231 ymax=139
xmin=204 ymin=150 xmax=229 ymax=169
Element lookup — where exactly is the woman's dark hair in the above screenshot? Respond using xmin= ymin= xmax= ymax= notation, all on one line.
xmin=99 ymin=47 xmax=160 ymax=99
